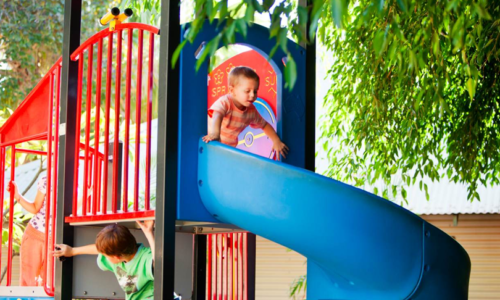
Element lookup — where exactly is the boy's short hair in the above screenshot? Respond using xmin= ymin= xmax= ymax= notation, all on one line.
xmin=96 ymin=224 xmax=138 ymax=256
xmin=228 ymin=66 xmax=260 ymax=86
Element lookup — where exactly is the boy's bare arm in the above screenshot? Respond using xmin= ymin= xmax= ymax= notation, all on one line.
xmin=53 ymin=244 xmax=99 ymax=257
xmin=137 ymin=220 xmax=155 ymax=264
xmin=203 ymin=111 xmax=223 ymax=143
xmin=262 ymin=123 xmax=289 ymax=159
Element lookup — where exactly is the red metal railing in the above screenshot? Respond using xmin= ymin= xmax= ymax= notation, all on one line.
xmin=0 ymin=58 xmax=62 ymax=295
xmin=207 ymin=233 xmax=250 ymax=300
xmin=65 ymin=23 xmax=159 ymax=224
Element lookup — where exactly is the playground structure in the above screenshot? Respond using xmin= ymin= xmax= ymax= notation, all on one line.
xmin=0 ymin=1 xmax=471 ymax=299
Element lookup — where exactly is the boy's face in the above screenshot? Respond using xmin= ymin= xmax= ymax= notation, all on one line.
xmin=229 ymin=76 xmax=259 ymax=108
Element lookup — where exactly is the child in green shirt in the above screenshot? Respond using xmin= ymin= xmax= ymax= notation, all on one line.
xmin=54 ymin=221 xmax=155 ymax=300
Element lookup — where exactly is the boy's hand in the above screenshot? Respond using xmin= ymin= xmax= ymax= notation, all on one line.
xmin=53 ymin=244 xmax=74 ymax=257
xmin=202 ymin=134 xmax=220 ymax=143
xmin=272 ymin=140 xmax=289 ymax=159
xmin=137 ymin=220 xmax=154 ymax=235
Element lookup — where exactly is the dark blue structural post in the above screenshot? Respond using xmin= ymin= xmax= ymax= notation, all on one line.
xmin=155 ymin=0 xmax=181 ymax=298
xmin=55 ymin=0 xmax=82 ymax=299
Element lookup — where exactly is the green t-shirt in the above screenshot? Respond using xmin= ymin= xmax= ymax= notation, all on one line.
xmin=97 ymin=243 xmax=154 ymax=300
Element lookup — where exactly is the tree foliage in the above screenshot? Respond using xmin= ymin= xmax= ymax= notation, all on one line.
xmin=319 ymin=0 xmax=499 ymax=202
xmin=182 ymin=0 xmax=497 ymax=202
xmin=0 ymin=0 xmax=64 ymax=109
xmin=0 ymin=0 xmax=111 ymax=110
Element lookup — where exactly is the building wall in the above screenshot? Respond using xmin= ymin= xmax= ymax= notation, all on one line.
xmin=422 ymin=214 xmax=500 ymax=300
xmin=254 ymin=214 xmax=500 ymax=300
xmin=1 ymin=246 xmax=20 ymax=286
xmin=255 ymin=236 xmax=307 ymax=300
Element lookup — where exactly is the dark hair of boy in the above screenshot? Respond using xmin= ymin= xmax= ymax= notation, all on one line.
xmin=95 ymin=224 xmax=138 ymax=256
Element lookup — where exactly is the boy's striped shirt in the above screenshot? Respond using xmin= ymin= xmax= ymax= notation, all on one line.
xmin=208 ymin=95 xmax=267 ymax=147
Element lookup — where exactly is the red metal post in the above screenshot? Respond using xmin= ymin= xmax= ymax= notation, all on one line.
xmin=234 ymin=234 xmax=237 ymax=300
xmin=73 ymin=57 xmax=84 ymax=216
xmin=14 ymin=149 xmax=48 ymax=156
xmin=224 ymin=234 xmax=228 ymax=300
xmin=123 ymin=28 xmax=133 ymax=213
xmin=82 ymin=46 xmax=94 ymax=216
xmin=208 ymin=234 xmax=213 ymax=300
xmin=97 ymin=157 xmax=103 ymax=213
xmin=218 ymin=234 xmax=222 ymax=300
xmin=238 ymin=233 xmax=243 ymax=300
xmin=112 ymin=30 xmax=123 ymax=213
xmin=134 ymin=29 xmax=143 ymax=212
xmin=145 ymin=32 xmax=155 ymax=211
xmin=103 ymin=32 xmax=114 ymax=215
xmin=229 ymin=234 xmax=233 ymax=300
xmin=0 ymin=147 xmax=4 ymax=283
xmin=93 ymin=39 xmax=103 ymax=216
xmin=7 ymin=146 xmax=15 ymax=285
xmin=49 ymin=64 xmax=61 ymax=294
xmin=243 ymin=234 xmax=248 ymax=300
xmin=44 ymin=73 xmax=54 ymax=292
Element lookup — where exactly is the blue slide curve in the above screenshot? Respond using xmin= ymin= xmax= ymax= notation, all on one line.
xmin=197 ymin=141 xmax=470 ymax=300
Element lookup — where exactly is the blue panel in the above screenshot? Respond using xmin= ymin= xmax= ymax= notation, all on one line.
xmin=177 ymin=21 xmax=306 ymax=222
xmin=197 ymin=140 xmax=470 ymax=299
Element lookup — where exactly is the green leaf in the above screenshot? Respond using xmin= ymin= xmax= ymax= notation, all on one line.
xmin=396 ymin=0 xmax=407 ymax=12
xmin=244 ymin=4 xmax=255 ymax=23
xmin=330 ymin=0 xmax=347 ymax=28
xmin=373 ymin=30 xmax=387 ymax=57
xmin=235 ymin=19 xmax=248 ymax=39
xmin=401 ymin=187 xmax=407 ymax=199
xmin=171 ymin=40 xmax=187 ymax=69
xmin=466 ymin=78 xmax=475 ymax=99
xmin=309 ymin=0 xmax=324 ymax=40
xmin=474 ymin=3 xmax=492 ymax=20
xmin=284 ymin=54 xmax=297 ymax=91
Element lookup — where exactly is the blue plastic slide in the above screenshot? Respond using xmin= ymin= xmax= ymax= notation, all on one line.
xmin=198 ymin=141 xmax=470 ymax=300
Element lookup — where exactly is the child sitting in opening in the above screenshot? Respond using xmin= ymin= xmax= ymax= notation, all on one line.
xmin=53 ymin=221 xmax=155 ymax=300
xmin=203 ymin=66 xmax=289 ymax=158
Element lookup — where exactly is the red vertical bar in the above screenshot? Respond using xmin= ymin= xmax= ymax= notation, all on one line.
xmin=217 ymin=234 xmax=221 ymax=300
xmin=133 ymin=30 xmax=143 ymax=212
xmin=0 ymin=147 xmax=5 ymax=282
xmin=44 ymin=73 xmax=54 ymax=290
xmin=87 ymin=154 xmax=93 ymax=214
xmin=222 ymin=234 xmax=226 ymax=300
xmin=7 ymin=146 xmax=15 ymax=285
xmin=112 ymin=30 xmax=123 ymax=214
xmin=49 ymin=65 xmax=61 ymax=293
xmin=122 ymin=29 xmax=133 ymax=213
xmin=145 ymin=32 xmax=155 ymax=211
xmin=208 ymin=234 xmax=212 ymax=300
xmin=224 ymin=234 xmax=228 ymax=300
xmin=228 ymin=234 xmax=233 ymax=300
xmin=238 ymin=233 xmax=243 ymax=300
xmin=97 ymin=157 xmax=103 ymax=213
xmin=82 ymin=46 xmax=94 ymax=216
xmin=213 ymin=234 xmax=217 ymax=300
xmin=93 ymin=39 xmax=103 ymax=216
xmin=234 ymin=234 xmax=238 ymax=300
xmin=243 ymin=234 xmax=248 ymax=300
xmin=73 ymin=57 xmax=84 ymax=216
xmin=103 ymin=33 xmax=114 ymax=214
